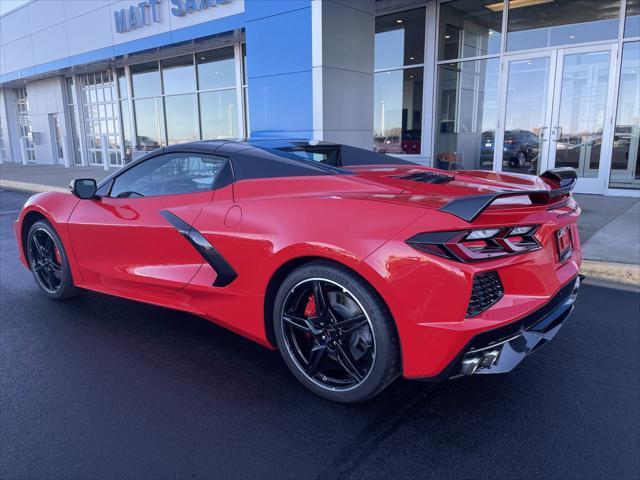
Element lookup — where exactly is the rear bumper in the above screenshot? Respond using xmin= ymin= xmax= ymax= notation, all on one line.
xmin=422 ymin=274 xmax=582 ymax=381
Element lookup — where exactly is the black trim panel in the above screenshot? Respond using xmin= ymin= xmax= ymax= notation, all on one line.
xmin=440 ymin=168 xmax=578 ymax=222
xmin=159 ymin=210 xmax=238 ymax=287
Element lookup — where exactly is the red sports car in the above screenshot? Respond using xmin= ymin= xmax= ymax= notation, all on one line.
xmin=15 ymin=139 xmax=583 ymax=403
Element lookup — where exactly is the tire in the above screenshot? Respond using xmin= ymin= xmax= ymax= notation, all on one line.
xmin=517 ymin=151 xmax=526 ymax=167
xmin=273 ymin=261 xmax=400 ymax=403
xmin=26 ymin=220 xmax=79 ymax=300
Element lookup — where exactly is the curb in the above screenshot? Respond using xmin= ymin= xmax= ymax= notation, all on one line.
xmin=581 ymin=260 xmax=640 ymax=286
xmin=0 ymin=179 xmax=67 ymax=194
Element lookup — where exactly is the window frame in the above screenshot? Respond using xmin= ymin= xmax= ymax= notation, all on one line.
xmin=102 ymin=150 xmax=232 ymax=199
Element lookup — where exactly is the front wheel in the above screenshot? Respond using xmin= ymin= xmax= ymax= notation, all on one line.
xmin=26 ymin=220 xmax=79 ymax=300
xmin=273 ymin=261 xmax=400 ymax=403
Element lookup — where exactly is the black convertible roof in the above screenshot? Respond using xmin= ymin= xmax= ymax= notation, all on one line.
xmin=97 ymin=139 xmax=411 ymax=190
xmin=165 ymin=138 xmax=413 ymax=181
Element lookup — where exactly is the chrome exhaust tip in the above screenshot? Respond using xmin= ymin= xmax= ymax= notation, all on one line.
xmin=461 ymin=349 xmax=501 ymax=375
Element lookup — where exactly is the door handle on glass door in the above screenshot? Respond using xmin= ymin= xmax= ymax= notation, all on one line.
xmin=539 ymin=126 xmax=548 ymax=142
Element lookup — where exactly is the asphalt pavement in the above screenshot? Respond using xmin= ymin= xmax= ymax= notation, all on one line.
xmin=1 ymin=188 xmax=639 ymax=480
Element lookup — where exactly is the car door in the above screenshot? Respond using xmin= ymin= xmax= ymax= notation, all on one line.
xmin=68 ymin=151 xmax=229 ymax=297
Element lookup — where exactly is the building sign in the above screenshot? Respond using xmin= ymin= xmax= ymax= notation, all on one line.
xmin=114 ymin=0 xmax=232 ymax=34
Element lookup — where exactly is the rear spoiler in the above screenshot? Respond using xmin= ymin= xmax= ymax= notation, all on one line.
xmin=440 ymin=168 xmax=577 ymax=222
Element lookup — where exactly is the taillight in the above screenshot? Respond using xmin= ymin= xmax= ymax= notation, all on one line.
xmin=407 ymin=226 xmax=541 ymax=262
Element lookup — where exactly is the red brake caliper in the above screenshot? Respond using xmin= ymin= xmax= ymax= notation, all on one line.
xmin=54 ymin=247 xmax=62 ymax=264
xmin=303 ymin=295 xmax=316 ymax=339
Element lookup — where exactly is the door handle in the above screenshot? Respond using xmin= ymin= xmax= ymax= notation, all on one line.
xmin=553 ymin=126 xmax=563 ymax=141
xmin=539 ymin=126 xmax=548 ymax=142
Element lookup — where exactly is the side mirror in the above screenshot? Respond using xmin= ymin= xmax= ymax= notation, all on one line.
xmin=70 ymin=178 xmax=98 ymax=199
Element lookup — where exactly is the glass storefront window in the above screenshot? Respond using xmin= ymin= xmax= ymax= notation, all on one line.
xmin=131 ymin=61 xmax=161 ymax=98
xmin=375 ymin=8 xmax=425 ymax=70
xmin=81 ymin=71 xmax=122 ymax=166
xmin=625 ymin=0 xmax=640 ymax=38
xmin=134 ymin=98 xmax=166 ymax=151
xmin=15 ymin=87 xmax=36 ymax=162
xmin=553 ymin=50 xmax=611 ymax=178
xmin=373 ymin=68 xmax=423 ymax=154
xmin=199 ymin=90 xmax=238 ymax=139
xmin=162 ymin=55 xmax=196 ymax=95
xmin=434 ymin=58 xmax=499 ymax=170
xmin=197 ymin=47 xmax=236 ymax=91
xmin=120 ymin=101 xmax=133 ymax=163
xmin=610 ymin=42 xmax=639 ymax=189
xmin=439 ymin=1 xmax=502 ymax=60
xmin=165 ymin=94 xmax=199 ymax=144
xmin=502 ymin=57 xmax=550 ymax=174
xmin=117 ymin=68 xmax=128 ymax=99
xmin=507 ymin=0 xmax=620 ymax=52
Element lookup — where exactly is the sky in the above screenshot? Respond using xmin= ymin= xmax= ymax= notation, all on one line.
xmin=0 ymin=0 xmax=30 ymax=16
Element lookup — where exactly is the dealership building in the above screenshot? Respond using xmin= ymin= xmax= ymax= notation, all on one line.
xmin=0 ymin=0 xmax=638 ymax=196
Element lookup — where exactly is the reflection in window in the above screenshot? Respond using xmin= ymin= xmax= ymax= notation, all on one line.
xmin=134 ymin=98 xmax=166 ymax=151
xmin=375 ymin=8 xmax=425 ymax=70
xmin=553 ymin=51 xmax=611 ymax=178
xmin=625 ymin=0 xmax=640 ymax=37
xmin=507 ymin=0 xmax=620 ymax=51
xmin=197 ymin=46 xmax=236 ymax=90
xmin=373 ymin=68 xmax=423 ymax=155
xmin=131 ymin=61 xmax=161 ymax=98
xmin=502 ymin=57 xmax=550 ymax=175
xmin=165 ymin=94 xmax=199 ymax=145
xmin=435 ymin=59 xmax=499 ymax=170
xmin=162 ymin=55 xmax=196 ymax=95
xmin=117 ymin=68 xmax=128 ymax=99
xmin=199 ymin=90 xmax=238 ymax=139
xmin=610 ymin=42 xmax=639 ymax=189
xmin=439 ymin=1 xmax=502 ymax=60
xmin=120 ymin=100 xmax=133 ymax=163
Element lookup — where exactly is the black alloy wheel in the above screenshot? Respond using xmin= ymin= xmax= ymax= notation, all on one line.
xmin=274 ymin=261 xmax=400 ymax=403
xmin=27 ymin=220 xmax=79 ymax=300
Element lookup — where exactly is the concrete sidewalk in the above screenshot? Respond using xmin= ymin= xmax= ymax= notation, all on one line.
xmin=1 ymin=161 xmax=638 ymax=283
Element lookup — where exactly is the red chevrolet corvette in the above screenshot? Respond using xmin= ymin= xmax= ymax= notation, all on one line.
xmin=15 ymin=139 xmax=582 ymax=402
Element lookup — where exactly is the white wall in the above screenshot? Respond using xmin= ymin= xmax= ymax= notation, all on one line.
xmin=25 ymin=77 xmax=67 ymax=165
xmin=0 ymin=0 xmax=244 ymax=76
xmin=312 ymin=0 xmax=375 ymax=149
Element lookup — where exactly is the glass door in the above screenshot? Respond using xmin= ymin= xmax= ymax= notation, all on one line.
xmin=548 ymin=45 xmax=617 ymax=194
xmin=497 ymin=44 xmax=617 ymax=194
xmin=498 ymin=52 xmax=555 ymax=176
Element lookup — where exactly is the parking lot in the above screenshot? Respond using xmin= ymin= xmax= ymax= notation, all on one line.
xmin=1 ymin=188 xmax=639 ymax=479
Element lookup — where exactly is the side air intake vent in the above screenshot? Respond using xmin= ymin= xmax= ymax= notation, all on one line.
xmin=393 ymin=172 xmax=454 ymax=184
xmin=466 ymin=271 xmax=504 ymax=317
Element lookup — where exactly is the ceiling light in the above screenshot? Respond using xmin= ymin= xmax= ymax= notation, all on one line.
xmin=396 ymin=19 xmax=403 ymax=24
xmin=409 ymin=56 xmax=415 ymax=60
xmin=485 ymin=0 xmax=553 ymax=12
xmin=445 ymin=35 xmax=451 ymax=39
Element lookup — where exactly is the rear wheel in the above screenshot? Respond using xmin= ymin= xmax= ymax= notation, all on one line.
xmin=273 ymin=261 xmax=400 ymax=403
xmin=27 ymin=220 xmax=79 ymax=300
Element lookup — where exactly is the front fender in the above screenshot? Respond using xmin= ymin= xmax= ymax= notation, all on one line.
xmin=15 ymin=191 xmax=81 ymax=277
